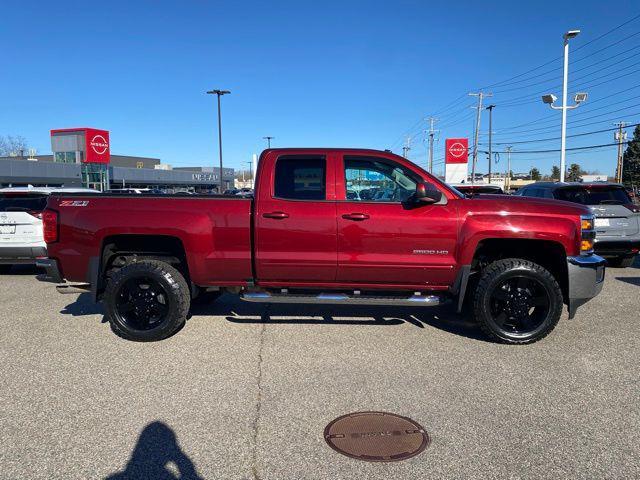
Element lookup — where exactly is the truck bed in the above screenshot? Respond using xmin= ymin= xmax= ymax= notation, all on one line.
xmin=46 ymin=193 xmax=253 ymax=286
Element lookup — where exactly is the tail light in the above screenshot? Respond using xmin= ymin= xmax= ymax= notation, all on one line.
xmin=580 ymin=214 xmax=595 ymax=255
xmin=42 ymin=210 xmax=58 ymax=243
xmin=623 ymin=203 xmax=640 ymax=213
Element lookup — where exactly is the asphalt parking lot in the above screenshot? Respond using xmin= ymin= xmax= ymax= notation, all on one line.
xmin=1 ymin=260 xmax=639 ymax=480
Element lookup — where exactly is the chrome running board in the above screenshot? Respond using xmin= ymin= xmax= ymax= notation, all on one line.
xmin=240 ymin=291 xmax=442 ymax=307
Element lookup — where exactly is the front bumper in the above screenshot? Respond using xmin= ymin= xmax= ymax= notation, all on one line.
xmin=0 ymin=245 xmax=47 ymax=264
xmin=35 ymin=258 xmax=63 ymax=283
xmin=566 ymin=254 xmax=606 ymax=319
xmin=594 ymin=239 xmax=640 ymax=258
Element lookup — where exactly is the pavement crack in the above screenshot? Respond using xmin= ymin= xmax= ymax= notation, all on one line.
xmin=250 ymin=309 xmax=268 ymax=480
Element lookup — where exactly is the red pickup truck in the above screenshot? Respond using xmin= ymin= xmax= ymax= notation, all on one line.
xmin=37 ymin=148 xmax=605 ymax=344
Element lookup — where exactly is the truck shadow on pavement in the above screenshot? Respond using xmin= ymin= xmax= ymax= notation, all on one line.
xmin=616 ymin=277 xmax=640 ymax=286
xmin=60 ymin=293 xmax=106 ymax=318
xmin=105 ymin=421 xmax=203 ymax=480
xmin=195 ymin=295 xmax=489 ymax=342
xmin=60 ymin=293 xmax=488 ymax=342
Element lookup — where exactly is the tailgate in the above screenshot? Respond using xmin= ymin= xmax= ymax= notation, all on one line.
xmin=592 ymin=204 xmax=640 ymax=237
xmin=0 ymin=212 xmax=42 ymax=243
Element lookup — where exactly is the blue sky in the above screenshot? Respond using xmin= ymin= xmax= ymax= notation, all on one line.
xmin=1 ymin=0 xmax=639 ymax=176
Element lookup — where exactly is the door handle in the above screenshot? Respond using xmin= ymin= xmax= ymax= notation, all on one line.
xmin=342 ymin=213 xmax=370 ymax=221
xmin=263 ymin=211 xmax=289 ymax=219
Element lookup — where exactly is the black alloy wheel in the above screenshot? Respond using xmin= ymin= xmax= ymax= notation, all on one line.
xmin=114 ymin=276 xmax=170 ymax=331
xmin=473 ymin=258 xmax=563 ymax=344
xmin=488 ymin=275 xmax=551 ymax=336
xmin=104 ymin=260 xmax=190 ymax=341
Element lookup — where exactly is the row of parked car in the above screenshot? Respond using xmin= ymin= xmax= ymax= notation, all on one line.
xmin=0 ymin=181 xmax=638 ymax=272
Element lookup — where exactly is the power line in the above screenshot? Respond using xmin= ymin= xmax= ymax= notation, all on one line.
xmin=480 ymin=140 xmax=630 ymax=154
xmin=482 ymin=123 xmax=640 ymax=145
xmin=492 ymin=45 xmax=640 ymax=95
xmin=478 ymin=14 xmax=640 ymax=90
xmin=389 ymin=14 xmax=640 ymax=150
xmin=494 ymin=84 xmax=640 ymax=132
xmin=488 ymin=104 xmax=640 ymax=138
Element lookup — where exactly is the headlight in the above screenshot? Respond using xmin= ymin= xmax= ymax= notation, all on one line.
xmin=580 ymin=214 xmax=595 ymax=255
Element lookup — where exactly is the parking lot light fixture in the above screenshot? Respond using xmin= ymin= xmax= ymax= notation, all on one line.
xmin=206 ymin=89 xmax=231 ymax=192
xmin=540 ymin=30 xmax=585 ymax=182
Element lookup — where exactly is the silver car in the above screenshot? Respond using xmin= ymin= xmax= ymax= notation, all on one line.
xmin=0 ymin=187 xmax=99 ymax=273
xmin=516 ymin=182 xmax=640 ymax=267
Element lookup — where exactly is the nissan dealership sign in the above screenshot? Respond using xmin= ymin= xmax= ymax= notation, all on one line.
xmin=445 ymin=138 xmax=469 ymax=184
xmin=445 ymin=138 xmax=468 ymax=164
xmin=84 ymin=128 xmax=110 ymax=164
xmin=51 ymin=128 xmax=111 ymax=165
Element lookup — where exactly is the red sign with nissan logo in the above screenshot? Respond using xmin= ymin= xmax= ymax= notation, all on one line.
xmin=84 ymin=128 xmax=110 ymax=164
xmin=50 ymin=128 xmax=111 ymax=164
xmin=445 ymin=138 xmax=468 ymax=164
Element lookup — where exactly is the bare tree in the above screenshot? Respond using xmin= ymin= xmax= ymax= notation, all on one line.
xmin=0 ymin=135 xmax=29 ymax=156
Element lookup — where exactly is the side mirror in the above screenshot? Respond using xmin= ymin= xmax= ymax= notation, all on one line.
xmin=414 ymin=182 xmax=442 ymax=204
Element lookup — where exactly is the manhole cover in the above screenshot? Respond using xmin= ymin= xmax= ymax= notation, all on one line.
xmin=324 ymin=411 xmax=430 ymax=462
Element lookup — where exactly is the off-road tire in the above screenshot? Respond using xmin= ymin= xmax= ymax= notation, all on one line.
xmin=608 ymin=256 xmax=635 ymax=268
xmin=104 ymin=260 xmax=190 ymax=341
xmin=473 ymin=258 xmax=563 ymax=345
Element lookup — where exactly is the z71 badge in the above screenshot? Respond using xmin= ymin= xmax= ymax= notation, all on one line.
xmin=59 ymin=200 xmax=89 ymax=207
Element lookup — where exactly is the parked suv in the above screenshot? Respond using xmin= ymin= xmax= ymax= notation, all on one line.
xmin=516 ymin=182 xmax=640 ymax=267
xmin=0 ymin=187 xmax=98 ymax=273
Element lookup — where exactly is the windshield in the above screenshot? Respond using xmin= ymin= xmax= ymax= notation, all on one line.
xmin=0 ymin=193 xmax=49 ymax=212
xmin=554 ymin=186 xmax=631 ymax=205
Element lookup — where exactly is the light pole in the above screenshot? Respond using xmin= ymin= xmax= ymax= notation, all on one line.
xmin=486 ymin=105 xmax=495 ymax=183
xmin=541 ymin=30 xmax=587 ymax=182
xmin=206 ymin=89 xmax=230 ymax=192
xmin=246 ymin=161 xmax=253 ymax=188
xmin=263 ymin=136 xmax=274 ymax=149
xmin=505 ymin=146 xmax=512 ymax=191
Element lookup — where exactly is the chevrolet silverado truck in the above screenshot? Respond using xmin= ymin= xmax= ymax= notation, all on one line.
xmin=37 ymin=148 xmax=605 ymax=344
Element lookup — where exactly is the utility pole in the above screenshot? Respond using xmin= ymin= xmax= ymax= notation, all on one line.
xmin=206 ymin=89 xmax=231 ymax=192
xmin=615 ymin=122 xmax=627 ymax=183
xmin=263 ymin=136 xmax=274 ymax=149
xmin=486 ymin=105 xmax=495 ymax=183
xmin=505 ymin=146 xmax=512 ymax=192
xmin=427 ymin=117 xmax=438 ymax=173
xmin=469 ymin=91 xmax=492 ymax=184
xmin=246 ymin=160 xmax=253 ymax=187
xmin=402 ymin=136 xmax=411 ymax=158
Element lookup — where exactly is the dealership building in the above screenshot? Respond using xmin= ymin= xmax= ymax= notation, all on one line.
xmin=0 ymin=128 xmax=235 ymax=192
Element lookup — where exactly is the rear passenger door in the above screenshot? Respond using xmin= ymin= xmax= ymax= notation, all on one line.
xmin=254 ymin=152 xmax=338 ymax=283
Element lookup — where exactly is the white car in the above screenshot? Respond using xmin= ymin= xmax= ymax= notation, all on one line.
xmin=0 ymin=187 xmax=99 ymax=273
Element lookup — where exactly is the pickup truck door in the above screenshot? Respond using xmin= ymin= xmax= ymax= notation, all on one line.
xmin=336 ymin=154 xmax=458 ymax=287
xmin=254 ymin=152 xmax=337 ymax=283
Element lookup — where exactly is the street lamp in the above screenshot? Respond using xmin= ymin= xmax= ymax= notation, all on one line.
xmin=206 ymin=89 xmax=231 ymax=192
xmin=263 ymin=136 xmax=274 ymax=148
xmin=541 ymin=29 xmax=586 ymax=183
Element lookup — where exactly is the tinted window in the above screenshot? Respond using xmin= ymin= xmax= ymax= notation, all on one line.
xmin=554 ymin=187 xmax=631 ymax=205
xmin=0 ymin=193 xmax=48 ymax=212
xmin=344 ymin=156 xmax=418 ymax=202
xmin=274 ymin=156 xmax=326 ymax=200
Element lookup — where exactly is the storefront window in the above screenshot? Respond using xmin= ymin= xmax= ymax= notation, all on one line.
xmin=81 ymin=163 xmax=109 ymax=191
xmin=54 ymin=152 xmax=77 ymax=163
